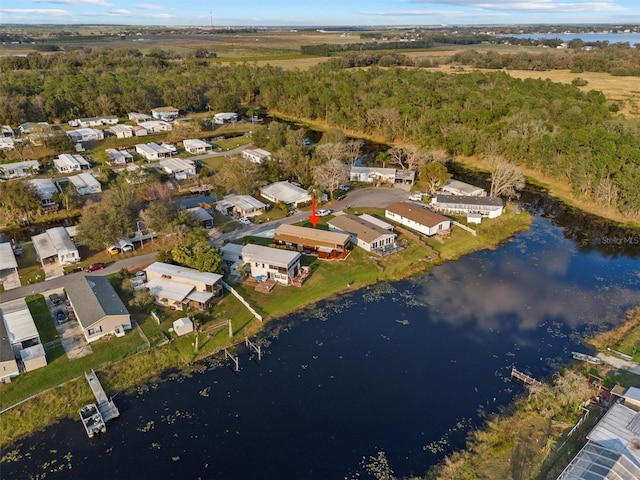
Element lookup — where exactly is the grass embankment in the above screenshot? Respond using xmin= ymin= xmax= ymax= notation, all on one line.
xmin=426 ymin=308 xmax=640 ymax=480
xmin=235 ymin=207 xmax=532 ymax=321
xmin=0 ymin=207 xmax=530 ymax=450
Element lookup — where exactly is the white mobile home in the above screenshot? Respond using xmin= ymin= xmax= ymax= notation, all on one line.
xmin=28 ymin=178 xmax=59 ymax=207
xmin=183 ymin=139 xmax=212 ymax=154
xmin=54 ymin=154 xmax=91 ymax=173
xmin=136 ymin=143 xmax=173 ymax=161
xmin=385 ymin=202 xmax=450 ymax=237
xmin=32 ymin=226 xmax=80 ymax=267
xmin=68 ymin=172 xmax=102 ymax=195
xmin=0 ymin=160 xmax=40 ymax=180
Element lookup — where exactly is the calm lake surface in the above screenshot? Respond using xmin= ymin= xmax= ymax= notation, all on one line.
xmin=2 ymin=201 xmax=640 ymax=479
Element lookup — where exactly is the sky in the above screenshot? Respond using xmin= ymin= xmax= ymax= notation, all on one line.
xmin=1 ymin=0 xmax=639 ymax=27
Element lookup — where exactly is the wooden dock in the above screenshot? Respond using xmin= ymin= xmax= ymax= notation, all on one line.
xmin=511 ymin=367 xmax=543 ymax=390
xmin=85 ymin=370 xmax=119 ymax=423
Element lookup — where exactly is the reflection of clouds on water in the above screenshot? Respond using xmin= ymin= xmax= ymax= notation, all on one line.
xmin=415 ymin=226 xmax=639 ymax=333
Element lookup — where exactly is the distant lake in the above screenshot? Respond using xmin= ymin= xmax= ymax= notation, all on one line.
xmin=3 ymin=187 xmax=640 ymax=479
xmin=505 ymin=32 xmax=640 ymax=45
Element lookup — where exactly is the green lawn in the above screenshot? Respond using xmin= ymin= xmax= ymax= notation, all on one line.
xmin=16 ymin=242 xmax=44 ymax=286
xmin=25 ymin=294 xmax=58 ymax=344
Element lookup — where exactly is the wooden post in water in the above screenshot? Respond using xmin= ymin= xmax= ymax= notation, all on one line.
xmin=245 ymin=337 xmax=262 ymax=362
xmin=224 ymin=348 xmax=239 ymax=372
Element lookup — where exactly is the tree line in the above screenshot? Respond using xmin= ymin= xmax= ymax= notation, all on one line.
xmin=1 ymin=47 xmax=639 ymax=216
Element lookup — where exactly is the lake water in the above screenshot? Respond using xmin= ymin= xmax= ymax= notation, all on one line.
xmin=505 ymin=32 xmax=640 ymax=45
xmin=2 ymin=197 xmax=640 ymax=479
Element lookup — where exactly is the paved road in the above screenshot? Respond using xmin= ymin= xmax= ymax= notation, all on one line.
xmin=0 ymin=187 xmax=410 ymax=303
xmin=188 ymin=144 xmax=251 ymax=162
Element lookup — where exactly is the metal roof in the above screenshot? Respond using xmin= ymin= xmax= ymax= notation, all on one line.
xmin=183 ymin=139 xmax=211 ymax=149
xmin=0 ymin=242 xmax=17 ymax=270
xmin=624 ymin=387 xmax=640 ymax=403
xmin=224 ymin=195 xmax=266 ymax=212
xmin=28 ymin=178 xmax=59 ymax=200
xmin=68 ymin=172 xmax=101 ymax=190
xmin=358 ymin=214 xmax=394 ymax=231
xmin=435 ymin=194 xmax=503 ymax=207
xmin=441 ymin=179 xmax=486 ymax=195
xmin=146 ymin=277 xmax=194 ymax=302
xmin=328 ymin=214 xmax=395 ymax=244
xmin=145 ymin=262 xmax=223 ymax=285
xmin=0 ymin=316 xmax=16 ymax=362
xmin=66 ymin=276 xmax=130 ymax=329
xmin=0 ymin=298 xmax=39 ymax=345
xmin=20 ymin=343 xmax=46 ymax=361
xmin=260 ymin=181 xmax=311 ymax=205
xmin=186 ymin=207 xmax=213 ymax=223
xmin=32 ymin=227 xmax=77 ymax=260
xmin=159 ymin=157 xmax=195 ymax=172
xmin=242 ymin=244 xmax=300 ymax=268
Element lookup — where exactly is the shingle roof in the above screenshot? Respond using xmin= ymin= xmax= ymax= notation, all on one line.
xmin=66 ymin=276 xmax=129 ymax=329
xmin=385 ymin=202 xmax=450 ymax=228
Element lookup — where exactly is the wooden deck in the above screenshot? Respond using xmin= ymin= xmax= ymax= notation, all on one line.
xmin=85 ymin=369 xmax=120 ymax=423
xmin=511 ymin=367 xmax=543 ymax=390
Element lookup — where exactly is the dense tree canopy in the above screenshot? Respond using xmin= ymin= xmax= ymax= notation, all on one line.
xmin=2 ymin=47 xmax=640 ymax=214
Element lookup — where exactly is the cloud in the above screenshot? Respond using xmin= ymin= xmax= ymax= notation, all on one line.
xmin=359 ymin=9 xmax=508 ymax=17
xmin=30 ymin=0 xmax=113 ymax=6
xmin=105 ymin=8 xmax=131 ymax=16
xmin=406 ymin=0 xmax=625 ymax=13
xmin=148 ymin=13 xmax=175 ymax=19
xmin=136 ymin=3 xmax=162 ymax=10
xmin=0 ymin=8 xmax=70 ymax=16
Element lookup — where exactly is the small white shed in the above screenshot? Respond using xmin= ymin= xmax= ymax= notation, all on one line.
xmin=173 ymin=317 xmax=194 ymax=337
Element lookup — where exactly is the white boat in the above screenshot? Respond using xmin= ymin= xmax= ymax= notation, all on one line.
xmin=571 ymin=351 xmax=603 ymax=365
xmin=79 ymin=403 xmax=106 ymax=438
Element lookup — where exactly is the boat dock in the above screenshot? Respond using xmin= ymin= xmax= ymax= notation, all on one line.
xmin=85 ymin=369 xmax=119 ymax=423
xmin=511 ymin=367 xmax=543 ymax=390
xmin=79 ymin=403 xmax=106 ymax=438
xmin=572 ymin=351 xmax=603 ymax=365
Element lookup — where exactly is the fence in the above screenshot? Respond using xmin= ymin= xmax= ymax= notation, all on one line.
xmin=222 ymin=281 xmax=263 ymax=322
xmin=451 ymin=220 xmax=477 ymax=236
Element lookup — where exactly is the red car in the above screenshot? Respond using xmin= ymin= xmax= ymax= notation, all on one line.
xmin=84 ymin=263 xmax=107 ymax=273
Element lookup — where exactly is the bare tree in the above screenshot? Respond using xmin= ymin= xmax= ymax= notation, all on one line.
xmin=315 ymin=142 xmax=347 ymax=165
xmin=595 ymin=175 xmax=619 ymax=209
xmin=487 ymin=156 xmax=525 ymax=198
xmin=344 ymin=139 xmax=363 ymax=167
xmin=312 ymin=158 xmax=348 ymax=199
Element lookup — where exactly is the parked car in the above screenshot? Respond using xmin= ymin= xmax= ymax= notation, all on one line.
xmin=107 ymin=246 xmax=121 ymax=255
xmin=408 ymin=193 xmax=424 ymax=201
xmin=122 ymin=244 xmax=134 ymax=253
xmin=84 ymin=263 xmax=107 ymax=273
xmin=238 ymin=217 xmax=251 ymax=225
xmin=12 ymin=246 xmax=24 ymax=256
xmin=338 ymin=184 xmax=351 ymax=192
xmin=49 ymin=293 xmax=62 ymax=306
xmin=317 ymin=209 xmax=332 ymax=217
xmin=54 ymin=309 xmax=67 ymax=325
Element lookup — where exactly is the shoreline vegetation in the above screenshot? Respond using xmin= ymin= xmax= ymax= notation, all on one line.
xmin=425 ymin=308 xmax=640 ymax=480
xmin=0 ymin=207 xmax=533 ymax=452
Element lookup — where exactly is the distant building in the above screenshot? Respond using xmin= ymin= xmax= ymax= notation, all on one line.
xmin=107 ymin=124 xmax=134 ymax=139
xmin=183 ymin=139 xmax=212 ymax=154
xmin=128 ymin=112 xmax=152 ymax=124
xmin=105 ymin=148 xmax=134 ymax=165
xmin=216 ymin=195 xmax=267 ymax=218
xmin=66 ymin=128 xmax=104 ymax=144
xmin=0 ymin=160 xmax=40 ymax=180
xmin=137 ymin=120 xmax=172 ymax=134
xmin=213 ymin=112 xmax=238 ymax=125
xmin=439 ymin=179 xmax=487 ymax=197
xmin=66 ymin=276 xmax=132 ymax=343
xmin=385 ymin=202 xmax=450 ymax=237
xmin=28 ymin=178 xmax=59 ymax=208
xmin=144 ymin=262 xmax=223 ymax=311
xmin=68 ymin=172 xmax=102 ymax=196
xmin=328 ymin=214 xmax=397 ymax=254
xmin=159 ymin=157 xmax=196 ymax=180
xmin=73 ymin=116 xmax=118 ymax=128
xmin=136 ymin=143 xmax=173 ymax=162
xmin=242 ymin=148 xmax=271 ymax=164
xmin=32 ymin=226 xmax=80 ymax=267
xmin=260 ymin=181 xmax=312 ymax=207
xmin=274 ymin=224 xmax=350 ymax=259
xmin=151 ymin=106 xmax=179 ymax=120
xmin=431 ymin=194 xmax=504 ymax=219
xmin=0 ymin=298 xmax=47 ymax=373
xmin=54 ymin=154 xmax=91 ymax=173
xmin=186 ymin=206 xmax=213 ymax=228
